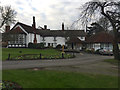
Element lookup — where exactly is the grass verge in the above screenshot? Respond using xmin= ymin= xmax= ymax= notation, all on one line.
xmin=2 ymin=48 xmax=72 ymax=60
xmin=2 ymin=69 xmax=118 ymax=88
xmin=104 ymin=59 xmax=119 ymax=65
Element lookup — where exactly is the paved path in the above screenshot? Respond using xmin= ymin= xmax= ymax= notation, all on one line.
xmin=3 ymin=53 xmax=114 ymax=70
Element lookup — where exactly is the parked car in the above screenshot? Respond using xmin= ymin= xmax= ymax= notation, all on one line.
xmin=99 ymin=47 xmax=113 ymax=55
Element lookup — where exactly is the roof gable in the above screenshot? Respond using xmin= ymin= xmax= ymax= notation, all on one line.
xmin=16 ymin=22 xmax=34 ymax=33
xmin=8 ymin=26 xmax=27 ymax=34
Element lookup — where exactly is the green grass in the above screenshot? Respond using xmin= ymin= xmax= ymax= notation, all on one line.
xmin=104 ymin=59 xmax=119 ymax=65
xmin=2 ymin=69 xmax=118 ymax=88
xmin=2 ymin=48 xmax=61 ymax=60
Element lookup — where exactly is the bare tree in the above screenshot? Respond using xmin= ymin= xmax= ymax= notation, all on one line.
xmin=77 ymin=0 xmax=120 ymax=60
xmin=0 ymin=6 xmax=17 ymax=31
xmin=97 ymin=17 xmax=111 ymax=31
xmin=86 ymin=22 xmax=105 ymax=37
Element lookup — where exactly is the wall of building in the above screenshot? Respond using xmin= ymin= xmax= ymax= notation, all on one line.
xmin=93 ymin=43 xmax=101 ymax=51
xmin=67 ymin=43 xmax=82 ymax=50
xmin=118 ymin=43 xmax=120 ymax=49
xmin=36 ymin=34 xmax=40 ymax=43
xmin=28 ymin=33 xmax=34 ymax=43
xmin=44 ymin=37 xmax=54 ymax=47
xmin=56 ymin=37 xmax=65 ymax=46
xmin=86 ymin=43 xmax=113 ymax=51
xmin=8 ymin=34 xmax=26 ymax=48
xmin=27 ymin=33 xmax=40 ymax=47
xmin=40 ymin=36 xmax=65 ymax=48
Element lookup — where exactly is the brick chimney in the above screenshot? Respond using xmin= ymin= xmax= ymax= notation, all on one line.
xmin=5 ymin=26 xmax=10 ymax=32
xmin=32 ymin=16 xmax=37 ymax=44
xmin=44 ymin=25 xmax=47 ymax=29
xmin=62 ymin=23 xmax=64 ymax=31
xmin=32 ymin=16 xmax=36 ymax=28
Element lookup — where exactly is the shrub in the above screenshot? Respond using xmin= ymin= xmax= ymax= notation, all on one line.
xmin=95 ymin=49 xmax=100 ymax=54
xmin=36 ymin=43 xmax=44 ymax=49
xmin=2 ymin=42 xmax=8 ymax=47
xmin=48 ymin=46 xmax=53 ymax=49
xmin=56 ymin=44 xmax=62 ymax=49
xmin=85 ymin=48 xmax=95 ymax=53
xmin=28 ymin=42 xmax=33 ymax=48
xmin=28 ymin=43 xmax=45 ymax=49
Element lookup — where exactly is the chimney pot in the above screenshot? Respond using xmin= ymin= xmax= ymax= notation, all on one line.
xmin=62 ymin=23 xmax=64 ymax=31
xmin=5 ymin=26 xmax=10 ymax=32
xmin=32 ymin=16 xmax=37 ymax=43
xmin=44 ymin=25 xmax=47 ymax=29
xmin=32 ymin=16 xmax=36 ymax=29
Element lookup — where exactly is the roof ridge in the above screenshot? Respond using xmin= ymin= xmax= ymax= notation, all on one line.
xmin=17 ymin=22 xmax=32 ymax=28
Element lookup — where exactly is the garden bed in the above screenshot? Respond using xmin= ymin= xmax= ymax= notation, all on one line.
xmin=2 ymin=80 xmax=22 ymax=89
xmin=7 ymin=53 xmax=75 ymax=60
xmin=3 ymin=48 xmax=75 ymax=60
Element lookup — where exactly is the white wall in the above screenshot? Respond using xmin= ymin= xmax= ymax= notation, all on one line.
xmin=26 ymin=33 xmax=40 ymax=47
xmin=28 ymin=33 xmax=34 ymax=43
xmin=40 ymin=36 xmax=65 ymax=47
xmin=26 ymin=34 xmax=29 ymax=47
xmin=44 ymin=37 xmax=54 ymax=47
xmin=94 ymin=43 xmax=101 ymax=51
xmin=45 ymin=37 xmax=54 ymax=43
xmin=56 ymin=37 xmax=65 ymax=46
xmin=36 ymin=34 xmax=40 ymax=43
xmin=87 ymin=43 xmax=113 ymax=51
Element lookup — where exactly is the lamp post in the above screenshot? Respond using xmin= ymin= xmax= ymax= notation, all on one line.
xmin=72 ymin=43 xmax=74 ymax=57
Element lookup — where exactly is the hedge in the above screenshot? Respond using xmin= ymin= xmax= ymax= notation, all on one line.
xmin=28 ymin=43 xmax=44 ymax=49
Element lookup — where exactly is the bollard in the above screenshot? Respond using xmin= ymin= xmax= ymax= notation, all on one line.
xmin=8 ymin=53 xmax=10 ymax=60
xmin=73 ymin=52 xmax=74 ymax=57
xmin=62 ymin=53 xmax=64 ymax=59
xmin=40 ymin=53 xmax=41 ymax=59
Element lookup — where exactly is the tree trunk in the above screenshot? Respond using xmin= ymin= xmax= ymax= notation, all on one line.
xmin=113 ymin=40 xmax=120 ymax=60
xmin=113 ymin=27 xmax=120 ymax=60
xmin=101 ymin=9 xmax=120 ymax=60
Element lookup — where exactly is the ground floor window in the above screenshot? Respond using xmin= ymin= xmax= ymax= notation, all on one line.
xmin=9 ymin=34 xmax=26 ymax=45
xmin=48 ymin=43 xmax=54 ymax=47
xmin=48 ymin=43 xmax=50 ymax=47
xmin=100 ymin=43 xmax=113 ymax=49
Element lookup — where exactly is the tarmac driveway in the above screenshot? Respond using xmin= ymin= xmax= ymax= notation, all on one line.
xmin=2 ymin=52 xmax=118 ymax=76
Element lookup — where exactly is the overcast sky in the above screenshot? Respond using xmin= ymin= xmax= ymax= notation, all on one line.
xmin=0 ymin=0 xmax=91 ymax=30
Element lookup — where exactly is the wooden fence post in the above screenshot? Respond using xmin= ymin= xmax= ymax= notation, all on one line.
xmin=62 ymin=53 xmax=64 ymax=59
xmin=8 ymin=53 xmax=10 ymax=60
xmin=40 ymin=53 xmax=41 ymax=59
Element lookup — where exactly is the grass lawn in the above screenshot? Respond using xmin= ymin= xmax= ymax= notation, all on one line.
xmin=2 ymin=69 xmax=118 ymax=88
xmin=104 ymin=59 xmax=119 ymax=65
xmin=2 ymin=48 xmax=63 ymax=60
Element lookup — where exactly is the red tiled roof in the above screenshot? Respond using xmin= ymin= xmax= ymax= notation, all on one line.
xmin=8 ymin=26 xmax=26 ymax=34
xmin=86 ymin=32 xmax=114 ymax=43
